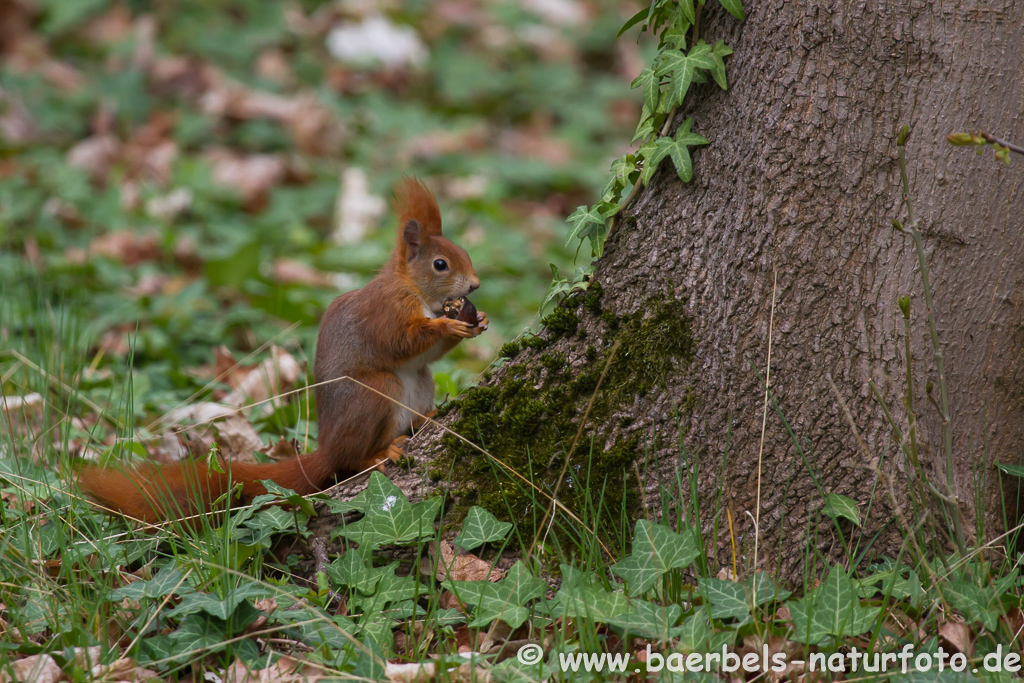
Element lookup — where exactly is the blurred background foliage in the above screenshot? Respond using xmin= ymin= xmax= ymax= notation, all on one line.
xmin=0 ymin=0 xmax=648 ymax=447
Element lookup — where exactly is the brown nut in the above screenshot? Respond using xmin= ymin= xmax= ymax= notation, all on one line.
xmin=443 ymin=296 xmax=478 ymax=327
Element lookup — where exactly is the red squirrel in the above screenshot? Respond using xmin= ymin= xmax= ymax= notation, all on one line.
xmin=78 ymin=178 xmax=487 ymax=523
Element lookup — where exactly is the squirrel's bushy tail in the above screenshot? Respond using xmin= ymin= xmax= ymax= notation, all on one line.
xmin=77 ymin=451 xmax=334 ymax=523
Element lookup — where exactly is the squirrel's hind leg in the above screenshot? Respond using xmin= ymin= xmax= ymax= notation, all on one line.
xmin=362 ymin=434 xmax=408 ymax=473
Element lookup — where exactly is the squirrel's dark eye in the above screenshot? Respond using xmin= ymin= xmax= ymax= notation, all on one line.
xmin=432 ymin=259 xmax=449 ymax=272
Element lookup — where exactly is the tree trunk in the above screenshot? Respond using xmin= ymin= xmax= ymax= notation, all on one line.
xmin=391 ymin=0 xmax=1024 ymax=581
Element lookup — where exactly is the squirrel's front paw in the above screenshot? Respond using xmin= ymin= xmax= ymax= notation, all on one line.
xmin=475 ymin=311 xmax=489 ymax=331
xmin=443 ymin=318 xmax=477 ymax=339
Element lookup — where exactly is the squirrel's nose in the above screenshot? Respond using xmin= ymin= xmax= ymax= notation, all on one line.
xmin=467 ymin=278 xmax=480 ymax=293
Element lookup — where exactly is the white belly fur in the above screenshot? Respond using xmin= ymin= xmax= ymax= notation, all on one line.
xmin=392 ymin=339 xmax=445 ymax=433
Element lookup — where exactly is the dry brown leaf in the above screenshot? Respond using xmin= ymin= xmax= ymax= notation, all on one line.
xmin=272 ymin=258 xmax=343 ymax=289
xmin=264 ymin=437 xmax=301 ymax=461
xmin=256 ymin=49 xmax=295 ymax=86
xmin=197 ymin=73 xmax=342 ymax=155
xmin=4 ymin=654 xmax=62 ymax=683
xmin=42 ymin=197 xmax=86 ymax=228
xmin=66 ymin=230 xmax=162 ymax=266
xmin=478 ymin=619 xmax=511 ymax=653
xmin=522 ymin=0 xmax=584 ymax=26
xmin=455 ymin=624 xmax=475 ymax=654
xmin=423 ymin=540 xmax=504 ymax=583
xmin=497 ymin=124 xmax=572 ymax=165
xmin=938 ymin=619 xmax=974 ymax=657
xmin=438 ymin=590 xmax=461 ymax=611
xmin=0 ymin=0 xmax=34 ymax=56
xmin=402 ymin=127 xmax=487 ymax=163
xmin=150 ymin=56 xmax=215 ymax=99
xmin=206 ymin=148 xmax=287 ymax=204
xmin=0 ymin=87 xmax=41 ymax=144
xmin=212 ymin=414 xmax=264 ymax=462
xmin=254 ymin=597 xmax=278 ymax=616
xmin=224 ymin=655 xmax=318 ymax=683
xmin=1 ymin=392 xmax=42 ymax=414
xmin=67 ymin=135 xmax=122 ymax=182
xmin=1003 ymin=606 xmax=1024 ymax=636
xmin=384 ymin=661 xmax=491 ymax=683
xmin=1 ymin=491 xmax=35 ymax=513
xmin=124 ymin=138 xmax=178 ymax=186
xmin=80 ymin=4 xmax=134 ymax=45
xmin=222 ymin=347 xmax=302 ymax=409
xmin=286 ymin=95 xmax=342 ymax=156
xmin=164 ymin=402 xmax=237 ymax=426
xmin=39 ymin=58 xmax=84 ymax=91
xmin=146 ymin=187 xmax=193 ymax=221
xmin=384 ymin=662 xmax=435 ymax=683
xmin=0 ymin=615 xmax=23 ymax=644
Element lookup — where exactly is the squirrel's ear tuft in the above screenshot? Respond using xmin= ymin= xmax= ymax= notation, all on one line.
xmin=393 ymin=176 xmax=442 ymax=237
xmin=402 ymin=219 xmax=423 ymax=261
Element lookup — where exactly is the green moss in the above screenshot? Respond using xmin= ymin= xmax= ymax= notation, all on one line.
xmin=540 ymin=306 xmax=579 ymax=337
xmin=499 ymin=340 xmax=522 ymax=359
xmin=680 ymin=386 xmax=697 ymax=412
xmin=583 ymin=281 xmax=604 ymax=314
xmin=521 ymin=335 xmax=549 ymax=351
xmin=539 ymin=352 xmax=567 ymax=373
xmin=436 ymin=292 xmax=696 ymax=550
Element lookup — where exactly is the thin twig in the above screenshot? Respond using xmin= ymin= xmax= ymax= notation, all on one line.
xmin=980 ymin=132 xmax=1024 ymax=156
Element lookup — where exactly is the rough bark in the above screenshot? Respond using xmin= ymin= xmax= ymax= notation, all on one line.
xmin=366 ymin=0 xmax=1024 ymax=582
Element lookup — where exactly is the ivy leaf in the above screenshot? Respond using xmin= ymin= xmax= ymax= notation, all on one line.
xmin=822 ymin=493 xmax=861 ymax=526
xmin=996 ymin=462 xmax=1024 ymax=477
xmin=609 ymin=153 xmax=637 ymax=182
xmin=945 ymin=581 xmax=999 ymax=631
xmin=710 ymin=40 xmax=734 ymax=90
xmin=678 ymin=608 xmax=711 ymax=652
xmin=616 ymin=5 xmax=653 ymax=37
xmin=454 ymin=506 xmax=512 ymax=551
xmin=748 ymin=572 xmax=792 ymax=604
xmin=788 ymin=565 xmax=877 ymax=643
xmin=108 ymin=566 xmax=192 ymax=601
xmin=169 ymin=614 xmax=227 ymax=653
xmin=717 ymin=0 xmax=746 ymax=21
xmin=555 ymin=582 xmax=633 ymax=622
xmin=815 ymin=565 xmax=858 ymax=635
xmin=641 ymin=118 xmax=709 ymax=185
xmin=655 ymin=42 xmax=716 ymax=107
xmin=661 ymin=21 xmax=689 ymax=52
xmin=610 ymin=520 xmax=699 ymax=595
xmin=349 ymin=564 xmax=420 ymax=618
xmin=165 ymin=582 xmax=271 ymax=620
xmin=678 ymin=0 xmax=696 ymax=26
xmin=447 ymin=562 xmax=547 ymax=629
xmin=604 ymin=600 xmax=683 ymax=642
xmin=632 ymin=105 xmax=657 ymax=144
xmin=261 ymin=480 xmax=316 ymax=518
xmin=630 ymin=66 xmax=660 ymax=113
xmin=566 ymin=203 xmax=614 ymax=257
xmin=336 ymin=473 xmax=441 ymax=548
xmin=328 ymin=548 xmax=389 ymax=596
xmin=787 ymin=596 xmax=830 ymax=645
xmin=699 ymin=578 xmax=750 ymax=620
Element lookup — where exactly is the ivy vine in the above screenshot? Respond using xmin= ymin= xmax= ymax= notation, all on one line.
xmin=563 ymin=0 xmax=745 ymax=270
